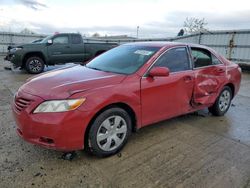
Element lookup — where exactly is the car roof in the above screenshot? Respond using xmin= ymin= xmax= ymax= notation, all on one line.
xmin=123 ymin=41 xmax=210 ymax=50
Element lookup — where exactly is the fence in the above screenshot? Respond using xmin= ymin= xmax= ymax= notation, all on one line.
xmin=170 ymin=30 xmax=250 ymax=65
xmin=0 ymin=32 xmax=46 ymax=54
xmin=1 ymin=30 xmax=250 ymax=65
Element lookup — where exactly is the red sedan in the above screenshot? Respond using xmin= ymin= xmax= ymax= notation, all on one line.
xmin=12 ymin=42 xmax=241 ymax=157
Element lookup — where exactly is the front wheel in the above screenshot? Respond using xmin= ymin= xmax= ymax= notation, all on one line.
xmin=87 ymin=108 xmax=132 ymax=157
xmin=209 ymin=86 xmax=232 ymax=116
xmin=25 ymin=56 xmax=45 ymax=74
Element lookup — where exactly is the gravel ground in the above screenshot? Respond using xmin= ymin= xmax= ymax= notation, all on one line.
xmin=0 ymin=59 xmax=250 ymax=188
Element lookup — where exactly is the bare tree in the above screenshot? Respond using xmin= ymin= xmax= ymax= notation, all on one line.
xmin=183 ymin=17 xmax=208 ymax=34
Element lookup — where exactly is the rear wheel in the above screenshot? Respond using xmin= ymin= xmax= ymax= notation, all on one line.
xmin=208 ymin=86 xmax=232 ymax=116
xmin=87 ymin=108 xmax=131 ymax=157
xmin=25 ymin=56 xmax=45 ymax=74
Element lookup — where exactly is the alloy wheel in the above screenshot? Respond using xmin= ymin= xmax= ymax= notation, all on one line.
xmin=218 ymin=90 xmax=231 ymax=112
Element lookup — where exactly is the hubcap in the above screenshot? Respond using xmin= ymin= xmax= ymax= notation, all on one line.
xmin=29 ymin=59 xmax=42 ymax=72
xmin=97 ymin=115 xmax=127 ymax=151
xmin=219 ymin=90 xmax=231 ymax=112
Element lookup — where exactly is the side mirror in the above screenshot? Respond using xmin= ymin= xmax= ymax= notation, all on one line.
xmin=47 ymin=39 xmax=53 ymax=45
xmin=148 ymin=67 xmax=170 ymax=77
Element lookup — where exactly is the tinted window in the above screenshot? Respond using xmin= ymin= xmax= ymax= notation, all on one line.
xmin=53 ymin=36 xmax=69 ymax=44
xmin=154 ymin=47 xmax=190 ymax=72
xmin=71 ymin=35 xmax=82 ymax=44
xmin=86 ymin=45 xmax=160 ymax=75
xmin=191 ymin=48 xmax=212 ymax=68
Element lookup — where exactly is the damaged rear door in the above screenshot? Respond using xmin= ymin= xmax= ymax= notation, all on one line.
xmin=190 ymin=47 xmax=228 ymax=105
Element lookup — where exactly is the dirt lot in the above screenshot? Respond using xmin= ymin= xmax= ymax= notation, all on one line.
xmin=0 ymin=59 xmax=250 ymax=188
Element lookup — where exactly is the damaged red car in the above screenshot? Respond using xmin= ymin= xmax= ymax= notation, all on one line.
xmin=12 ymin=42 xmax=241 ymax=157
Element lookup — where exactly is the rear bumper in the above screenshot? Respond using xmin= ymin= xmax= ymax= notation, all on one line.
xmin=12 ymin=91 xmax=91 ymax=151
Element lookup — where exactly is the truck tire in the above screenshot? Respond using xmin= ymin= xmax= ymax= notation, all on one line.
xmin=25 ymin=56 xmax=45 ymax=74
xmin=87 ymin=107 xmax=132 ymax=157
xmin=208 ymin=86 xmax=232 ymax=116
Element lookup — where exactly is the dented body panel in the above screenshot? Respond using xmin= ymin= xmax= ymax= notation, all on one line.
xmin=192 ymin=65 xmax=228 ymax=105
xmin=12 ymin=42 xmax=241 ymax=151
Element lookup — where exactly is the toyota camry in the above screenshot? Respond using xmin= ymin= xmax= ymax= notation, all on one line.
xmin=12 ymin=42 xmax=241 ymax=157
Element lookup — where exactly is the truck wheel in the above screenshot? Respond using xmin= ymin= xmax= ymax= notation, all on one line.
xmin=25 ymin=56 xmax=45 ymax=74
xmin=208 ymin=86 xmax=232 ymax=116
xmin=87 ymin=107 xmax=132 ymax=157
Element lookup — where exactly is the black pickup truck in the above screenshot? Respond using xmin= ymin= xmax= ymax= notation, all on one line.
xmin=5 ymin=33 xmax=117 ymax=74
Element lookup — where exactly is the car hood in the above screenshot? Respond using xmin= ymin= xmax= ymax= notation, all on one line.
xmin=9 ymin=43 xmax=46 ymax=54
xmin=22 ymin=43 xmax=46 ymax=49
xmin=20 ymin=65 xmax=126 ymax=99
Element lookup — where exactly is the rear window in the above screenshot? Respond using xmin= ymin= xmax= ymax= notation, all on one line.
xmin=71 ymin=35 xmax=82 ymax=44
xmin=191 ymin=48 xmax=212 ymax=68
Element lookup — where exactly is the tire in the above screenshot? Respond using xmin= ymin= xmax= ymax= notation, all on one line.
xmin=87 ymin=107 xmax=132 ymax=157
xmin=25 ymin=56 xmax=45 ymax=74
xmin=208 ymin=86 xmax=232 ymax=116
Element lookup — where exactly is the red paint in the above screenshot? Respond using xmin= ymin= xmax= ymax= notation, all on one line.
xmin=12 ymin=42 xmax=241 ymax=151
xmin=148 ymin=67 xmax=170 ymax=77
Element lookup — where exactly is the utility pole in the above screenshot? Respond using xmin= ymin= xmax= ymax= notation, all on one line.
xmin=136 ymin=26 xmax=139 ymax=38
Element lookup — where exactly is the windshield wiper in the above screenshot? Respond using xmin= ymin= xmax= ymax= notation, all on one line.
xmin=85 ymin=65 xmax=103 ymax=71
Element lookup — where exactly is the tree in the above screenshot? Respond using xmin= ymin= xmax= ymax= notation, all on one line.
xmin=177 ymin=29 xmax=184 ymax=36
xmin=183 ymin=17 xmax=208 ymax=34
xmin=92 ymin=33 xmax=101 ymax=37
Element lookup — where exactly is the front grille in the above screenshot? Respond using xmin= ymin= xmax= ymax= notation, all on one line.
xmin=14 ymin=97 xmax=32 ymax=112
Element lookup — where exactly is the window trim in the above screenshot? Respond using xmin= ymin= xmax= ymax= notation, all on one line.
xmin=189 ymin=46 xmax=224 ymax=70
xmin=143 ymin=46 xmax=192 ymax=77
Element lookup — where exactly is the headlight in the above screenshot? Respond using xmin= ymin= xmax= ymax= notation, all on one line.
xmin=10 ymin=47 xmax=23 ymax=53
xmin=14 ymin=47 xmax=23 ymax=51
xmin=33 ymin=98 xmax=86 ymax=113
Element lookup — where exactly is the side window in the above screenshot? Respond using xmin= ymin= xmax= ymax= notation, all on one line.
xmin=53 ymin=36 xmax=69 ymax=44
xmin=71 ymin=35 xmax=82 ymax=44
xmin=154 ymin=47 xmax=190 ymax=72
xmin=212 ymin=54 xmax=222 ymax=65
xmin=191 ymin=48 xmax=212 ymax=68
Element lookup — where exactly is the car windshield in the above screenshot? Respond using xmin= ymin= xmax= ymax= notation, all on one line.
xmin=86 ymin=45 xmax=160 ymax=75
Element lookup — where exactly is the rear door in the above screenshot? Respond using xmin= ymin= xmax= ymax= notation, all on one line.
xmin=190 ymin=47 xmax=227 ymax=105
xmin=47 ymin=34 xmax=71 ymax=64
xmin=141 ymin=46 xmax=195 ymax=126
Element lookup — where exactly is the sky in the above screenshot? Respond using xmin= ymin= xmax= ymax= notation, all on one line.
xmin=0 ymin=0 xmax=250 ymax=38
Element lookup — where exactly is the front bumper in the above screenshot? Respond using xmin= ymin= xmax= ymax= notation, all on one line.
xmin=12 ymin=90 xmax=91 ymax=151
xmin=4 ymin=54 xmax=11 ymax=61
xmin=4 ymin=52 xmax=23 ymax=68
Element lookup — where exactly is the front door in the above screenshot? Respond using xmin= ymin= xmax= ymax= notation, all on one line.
xmin=47 ymin=34 xmax=71 ymax=64
xmin=190 ymin=47 xmax=227 ymax=105
xmin=141 ymin=47 xmax=194 ymax=126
